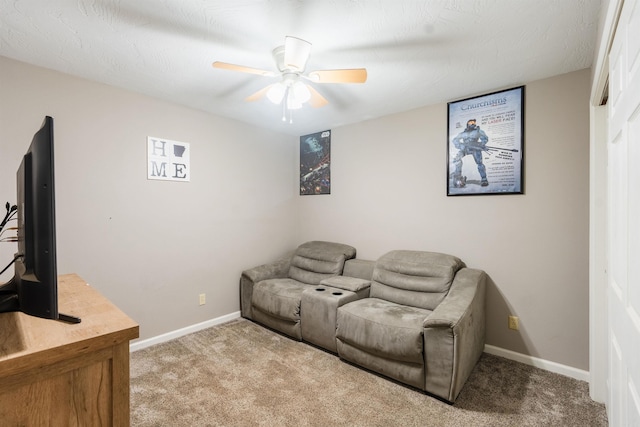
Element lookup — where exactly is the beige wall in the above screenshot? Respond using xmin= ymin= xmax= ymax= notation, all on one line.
xmin=0 ymin=55 xmax=299 ymax=340
xmin=1 ymin=55 xmax=591 ymax=371
xmin=297 ymin=69 xmax=591 ymax=370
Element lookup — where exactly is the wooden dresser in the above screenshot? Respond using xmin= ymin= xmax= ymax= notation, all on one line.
xmin=0 ymin=273 xmax=139 ymax=426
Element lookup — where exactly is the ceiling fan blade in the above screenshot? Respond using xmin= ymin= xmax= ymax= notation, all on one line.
xmin=212 ymin=61 xmax=275 ymax=77
xmin=306 ymin=85 xmax=329 ymax=108
xmin=307 ymin=68 xmax=367 ymax=83
xmin=284 ymin=36 xmax=312 ymax=72
xmin=245 ymin=84 xmax=277 ymax=102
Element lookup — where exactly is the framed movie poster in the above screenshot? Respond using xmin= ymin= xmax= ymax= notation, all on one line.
xmin=300 ymin=130 xmax=331 ymax=195
xmin=447 ymin=86 xmax=524 ymax=196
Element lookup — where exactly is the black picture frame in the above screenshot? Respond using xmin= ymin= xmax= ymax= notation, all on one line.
xmin=447 ymin=86 xmax=524 ymax=196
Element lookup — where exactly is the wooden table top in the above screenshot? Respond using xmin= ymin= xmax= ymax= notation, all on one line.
xmin=0 ymin=273 xmax=139 ymax=378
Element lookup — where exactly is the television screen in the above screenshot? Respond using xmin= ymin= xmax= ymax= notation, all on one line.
xmin=1 ymin=116 xmax=78 ymax=322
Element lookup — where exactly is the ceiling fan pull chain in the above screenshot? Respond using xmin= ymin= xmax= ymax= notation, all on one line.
xmin=282 ymin=87 xmax=289 ymax=122
xmin=282 ymin=86 xmax=294 ymax=123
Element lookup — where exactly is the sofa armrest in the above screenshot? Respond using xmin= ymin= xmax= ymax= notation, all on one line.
xmin=320 ymin=276 xmax=371 ymax=293
xmin=422 ymin=268 xmax=486 ymax=403
xmin=240 ymin=252 xmax=293 ymax=320
xmin=242 ymin=256 xmax=292 ymax=283
xmin=423 ymin=268 xmax=485 ymax=329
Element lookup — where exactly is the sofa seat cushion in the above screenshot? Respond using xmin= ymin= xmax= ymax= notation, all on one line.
xmin=252 ymin=278 xmax=310 ymax=321
xmin=336 ymin=298 xmax=431 ymax=364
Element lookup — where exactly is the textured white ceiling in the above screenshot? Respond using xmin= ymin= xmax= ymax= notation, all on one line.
xmin=0 ymin=0 xmax=602 ymax=136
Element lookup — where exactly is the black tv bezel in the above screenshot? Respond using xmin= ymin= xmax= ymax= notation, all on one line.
xmin=0 ymin=116 xmax=59 ymax=320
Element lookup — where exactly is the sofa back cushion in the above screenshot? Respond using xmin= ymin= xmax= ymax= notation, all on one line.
xmin=370 ymin=250 xmax=464 ymax=310
xmin=288 ymin=241 xmax=357 ymax=285
xmin=343 ymin=259 xmax=375 ymax=281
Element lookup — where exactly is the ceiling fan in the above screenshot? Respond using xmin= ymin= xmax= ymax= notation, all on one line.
xmin=212 ymin=36 xmax=367 ymax=121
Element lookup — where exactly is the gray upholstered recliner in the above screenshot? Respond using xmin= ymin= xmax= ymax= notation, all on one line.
xmin=336 ymin=250 xmax=486 ymax=403
xmin=240 ymin=241 xmax=357 ymax=340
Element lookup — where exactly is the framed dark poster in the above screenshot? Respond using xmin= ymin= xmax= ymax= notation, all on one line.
xmin=447 ymin=86 xmax=524 ymax=196
xmin=300 ymin=130 xmax=331 ymax=195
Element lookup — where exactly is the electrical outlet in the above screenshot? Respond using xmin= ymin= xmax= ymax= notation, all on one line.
xmin=199 ymin=293 xmax=206 ymax=306
xmin=508 ymin=315 xmax=519 ymax=331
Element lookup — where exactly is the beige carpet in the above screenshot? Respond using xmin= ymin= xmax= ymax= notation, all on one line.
xmin=130 ymin=319 xmax=607 ymax=426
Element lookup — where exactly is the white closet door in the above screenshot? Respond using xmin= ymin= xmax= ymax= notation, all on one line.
xmin=607 ymin=0 xmax=640 ymax=425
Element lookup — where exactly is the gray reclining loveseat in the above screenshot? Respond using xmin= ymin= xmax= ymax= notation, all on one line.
xmin=240 ymin=241 xmax=486 ymax=403
xmin=240 ymin=241 xmax=357 ymax=340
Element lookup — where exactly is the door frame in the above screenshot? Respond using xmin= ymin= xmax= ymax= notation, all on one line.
xmin=589 ymin=0 xmax=625 ymax=406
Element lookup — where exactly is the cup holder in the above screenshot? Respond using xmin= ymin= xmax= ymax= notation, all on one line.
xmin=332 ymin=292 xmax=343 ymax=296
xmin=315 ymin=288 xmax=326 ymax=291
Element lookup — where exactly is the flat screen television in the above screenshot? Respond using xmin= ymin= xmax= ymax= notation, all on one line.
xmin=0 ymin=116 xmax=80 ymax=323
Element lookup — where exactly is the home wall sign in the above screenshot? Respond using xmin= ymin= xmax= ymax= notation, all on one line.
xmin=147 ymin=137 xmax=190 ymax=182
xmin=446 ymin=86 xmax=524 ymax=196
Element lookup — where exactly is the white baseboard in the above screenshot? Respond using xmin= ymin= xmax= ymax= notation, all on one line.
xmin=130 ymin=311 xmax=241 ymax=352
xmin=484 ymin=344 xmax=590 ymax=382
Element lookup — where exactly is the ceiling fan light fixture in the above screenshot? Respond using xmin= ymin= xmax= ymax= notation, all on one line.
xmin=266 ymin=83 xmax=286 ymax=104
xmin=286 ymin=88 xmax=304 ymax=110
xmin=291 ymin=81 xmax=311 ymax=104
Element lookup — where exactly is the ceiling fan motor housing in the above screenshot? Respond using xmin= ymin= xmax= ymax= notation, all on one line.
xmin=272 ymin=45 xmax=287 ymax=72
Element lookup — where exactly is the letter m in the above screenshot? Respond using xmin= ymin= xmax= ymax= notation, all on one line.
xmin=150 ymin=161 xmax=167 ymax=177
